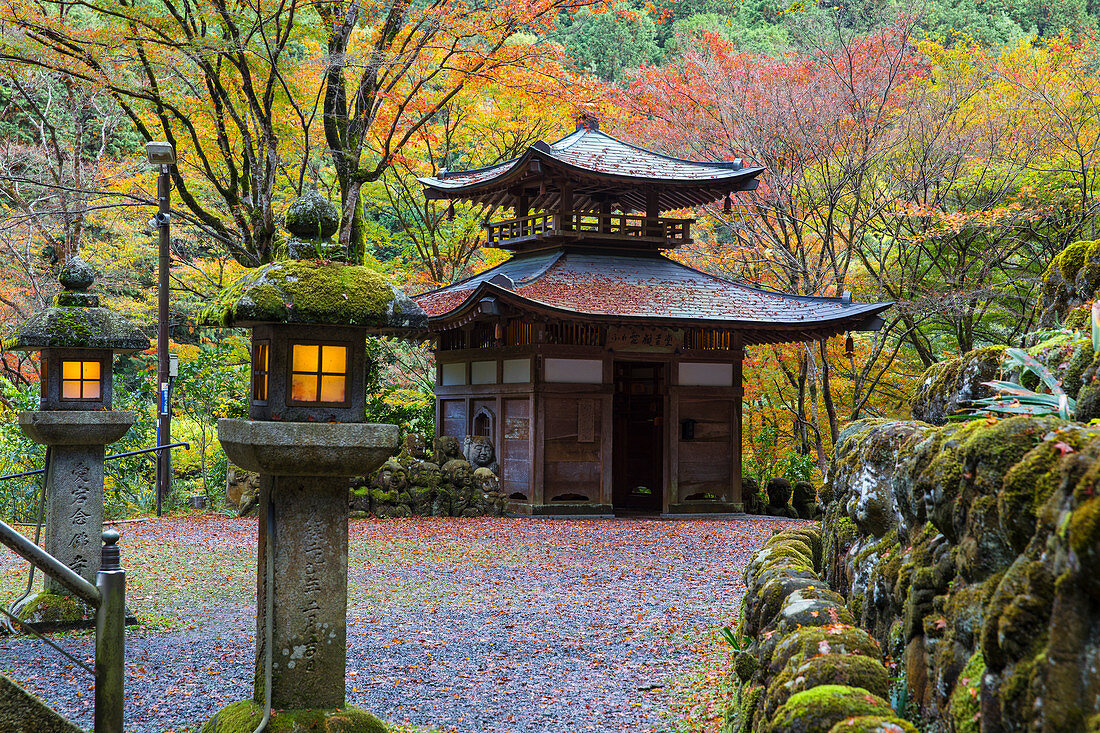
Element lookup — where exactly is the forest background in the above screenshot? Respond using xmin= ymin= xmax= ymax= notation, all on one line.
xmin=0 ymin=0 xmax=1095 ymax=519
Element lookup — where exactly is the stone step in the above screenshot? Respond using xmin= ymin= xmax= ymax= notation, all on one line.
xmin=0 ymin=674 xmax=84 ymax=733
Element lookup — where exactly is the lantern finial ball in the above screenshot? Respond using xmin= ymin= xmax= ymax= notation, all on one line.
xmin=59 ymin=256 xmax=96 ymax=292
xmin=285 ymin=189 xmax=340 ymax=242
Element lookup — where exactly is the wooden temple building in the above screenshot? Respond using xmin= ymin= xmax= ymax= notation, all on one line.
xmin=414 ymin=117 xmax=890 ymax=515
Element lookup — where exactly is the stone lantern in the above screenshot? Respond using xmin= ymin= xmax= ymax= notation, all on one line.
xmin=5 ymin=256 xmax=149 ymax=628
xmin=200 ymin=193 xmax=426 ymax=732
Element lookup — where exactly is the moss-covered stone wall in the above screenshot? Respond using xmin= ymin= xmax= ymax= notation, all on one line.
xmin=729 ymin=412 xmax=1100 ymax=731
xmin=725 ymin=525 xmax=917 ymax=732
xmin=819 ymin=416 xmax=1100 ymax=731
xmin=1040 ymin=238 xmax=1100 ymax=327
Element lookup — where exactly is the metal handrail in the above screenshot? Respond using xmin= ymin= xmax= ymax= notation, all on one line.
xmin=0 ymin=441 xmax=191 ymax=482
xmin=0 ymin=521 xmax=125 ymax=733
xmin=0 ymin=518 xmax=99 ymax=604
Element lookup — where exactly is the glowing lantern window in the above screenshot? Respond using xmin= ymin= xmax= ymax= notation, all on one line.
xmin=252 ymin=341 xmax=269 ymax=402
xmin=60 ymin=360 xmax=102 ymax=400
xmin=290 ymin=343 xmax=348 ymax=404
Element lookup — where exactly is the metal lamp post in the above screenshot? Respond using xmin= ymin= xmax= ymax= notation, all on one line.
xmin=146 ymin=141 xmax=175 ymax=516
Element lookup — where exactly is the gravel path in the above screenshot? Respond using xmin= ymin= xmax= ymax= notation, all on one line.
xmin=0 ymin=515 xmax=801 ymax=732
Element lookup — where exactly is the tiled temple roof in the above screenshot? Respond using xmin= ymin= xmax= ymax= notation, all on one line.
xmin=414 ymin=250 xmax=890 ymax=344
xmin=419 ymin=125 xmax=764 ymax=212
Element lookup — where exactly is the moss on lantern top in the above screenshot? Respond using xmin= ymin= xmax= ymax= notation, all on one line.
xmin=3 ymin=257 xmax=150 ymax=352
xmin=199 ymin=258 xmax=427 ymax=330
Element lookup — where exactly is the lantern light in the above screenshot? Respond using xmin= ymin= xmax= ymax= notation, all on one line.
xmin=60 ymin=359 xmax=102 ymax=400
xmin=252 ymin=341 xmax=270 ymax=402
xmin=145 ymin=141 xmax=176 ymax=165
xmin=844 ymin=333 xmax=855 ymax=359
xmin=290 ymin=343 xmax=349 ymax=404
xmin=723 ymin=194 xmax=732 ymax=214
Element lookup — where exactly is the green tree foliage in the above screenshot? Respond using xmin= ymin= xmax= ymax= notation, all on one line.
xmin=547 ymin=5 xmax=663 ymax=79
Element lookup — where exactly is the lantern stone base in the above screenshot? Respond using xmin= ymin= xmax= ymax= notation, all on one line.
xmin=213 ymin=418 xmax=398 ymax=719
xmin=10 ymin=591 xmax=93 ymax=631
xmin=9 ymin=411 xmax=136 ymax=631
xmin=201 ymin=700 xmax=388 ymax=733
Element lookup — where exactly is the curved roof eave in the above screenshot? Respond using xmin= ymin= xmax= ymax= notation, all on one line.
xmin=419 ymin=143 xmax=765 ymax=197
xmin=426 ymin=280 xmax=892 ymax=335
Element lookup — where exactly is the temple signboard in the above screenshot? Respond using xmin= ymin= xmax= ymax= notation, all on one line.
xmin=607 ymin=326 xmax=683 ymax=352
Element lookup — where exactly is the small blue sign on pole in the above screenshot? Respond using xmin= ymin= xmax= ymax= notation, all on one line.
xmin=160 ymin=386 xmax=169 ymax=416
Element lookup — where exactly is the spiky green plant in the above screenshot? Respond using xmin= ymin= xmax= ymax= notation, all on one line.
xmin=964 ymin=348 xmax=1075 ymax=420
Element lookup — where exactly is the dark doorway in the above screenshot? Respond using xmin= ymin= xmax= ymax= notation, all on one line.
xmin=612 ymin=361 xmax=664 ymax=513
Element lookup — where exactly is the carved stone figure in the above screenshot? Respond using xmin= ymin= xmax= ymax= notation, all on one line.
xmin=443 ymin=458 xmax=479 ymax=516
xmin=473 ymin=467 xmax=507 ymax=516
xmin=742 ymin=476 xmax=764 ymax=514
xmin=792 ymin=481 xmax=818 ymax=520
xmin=464 ymin=435 xmax=500 ymax=475
xmin=227 ymin=466 xmax=261 ymax=517
xmin=349 ymin=476 xmax=371 ymax=516
xmin=370 ymin=458 xmax=410 ymax=518
xmin=401 ymin=433 xmax=430 ymax=461
xmin=406 ymin=460 xmax=440 ymax=516
xmin=434 ymin=436 xmax=463 ymax=465
xmin=766 ymin=477 xmax=796 ymax=517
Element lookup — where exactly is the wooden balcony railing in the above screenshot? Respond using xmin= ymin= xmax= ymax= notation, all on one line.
xmin=486 ymin=212 xmax=693 ymax=247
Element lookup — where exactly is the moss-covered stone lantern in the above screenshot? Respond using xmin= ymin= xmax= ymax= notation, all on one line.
xmin=199 ymin=192 xmax=426 ymax=733
xmin=9 ymin=256 xmax=149 ymax=411
xmin=4 ymin=257 xmax=149 ymax=628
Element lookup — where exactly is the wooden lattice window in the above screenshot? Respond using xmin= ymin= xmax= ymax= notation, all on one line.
xmin=546 ymin=323 xmax=604 ymax=346
xmin=289 ymin=343 xmax=348 ymax=404
xmin=505 ymin=321 xmax=533 ymax=347
xmin=252 ymin=341 xmax=269 ymax=402
xmin=60 ymin=360 xmax=102 ymax=401
xmin=439 ymin=330 xmax=467 ymax=351
xmin=684 ymin=329 xmax=734 ymax=350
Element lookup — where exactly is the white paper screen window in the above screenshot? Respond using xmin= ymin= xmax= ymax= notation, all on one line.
xmin=679 ymin=362 xmax=734 ymax=387
xmin=471 ymin=360 xmax=497 ymax=384
xmin=502 ymin=358 xmax=531 ymax=383
xmin=544 ymin=358 xmax=603 ymax=384
xmin=440 ymin=362 xmax=466 ymax=386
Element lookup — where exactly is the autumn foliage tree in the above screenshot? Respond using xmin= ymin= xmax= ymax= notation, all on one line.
xmin=620 ymin=16 xmax=926 ymax=463
xmin=0 ymin=0 xmax=594 ymax=267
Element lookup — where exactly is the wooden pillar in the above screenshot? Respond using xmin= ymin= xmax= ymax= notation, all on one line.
xmin=732 ymin=343 xmax=744 ymax=508
xmin=599 ymin=198 xmax=612 ymax=234
xmin=666 ymin=358 xmax=679 ymax=515
xmin=645 ymin=187 xmax=661 ymax=238
xmin=517 ymin=193 xmax=530 ymax=238
xmin=560 ymin=180 xmax=574 ymax=231
xmin=601 ymin=392 xmax=613 ymax=508
xmin=532 ymin=329 xmax=546 ymax=507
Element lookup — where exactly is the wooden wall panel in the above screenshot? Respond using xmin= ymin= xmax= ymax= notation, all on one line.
xmin=501 ymin=398 xmax=531 ymax=499
xmin=677 ymin=398 xmax=733 ymax=501
xmin=543 ymin=396 xmax=604 ymax=502
xmin=441 ymin=399 xmax=466 ymax=439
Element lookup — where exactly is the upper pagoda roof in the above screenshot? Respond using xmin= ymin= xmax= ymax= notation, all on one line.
xmin=419 ymin=120 xmax=765 ymax=213
xmin=414 ymin=249 xmax=890 ymax=345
